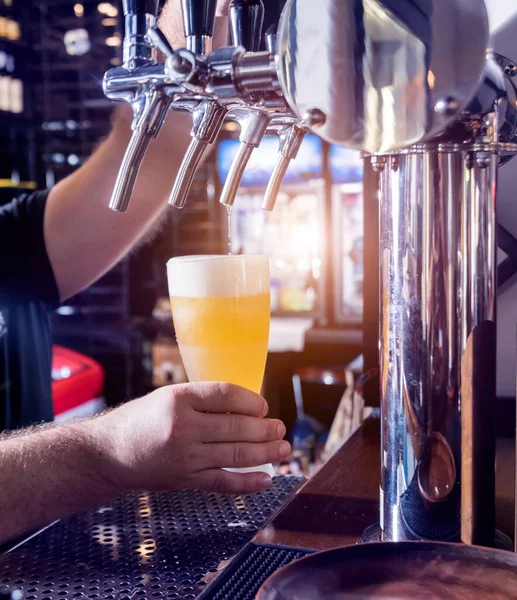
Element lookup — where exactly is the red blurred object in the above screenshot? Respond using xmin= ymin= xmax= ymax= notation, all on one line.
xmin=52 ymin=345 xmax=106 ymax=421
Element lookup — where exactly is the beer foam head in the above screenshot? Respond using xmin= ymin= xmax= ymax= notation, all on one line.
xmin=167 ymin=255 xmax=270 ymax=298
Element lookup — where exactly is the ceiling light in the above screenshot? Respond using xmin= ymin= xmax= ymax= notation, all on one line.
xmin=105 ymin=35 xmax=121 ymax=47
xmin=98 ymin=3 xmax=118 ymax=18
xmin=64 ymin=29 xmax=91 ymax=56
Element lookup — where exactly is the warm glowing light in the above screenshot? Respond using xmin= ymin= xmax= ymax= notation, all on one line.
xmin=224 ymin=121 xmax=239 ymax=132
xmin=137 ymin=539 xmax=156 ymax=564
xmin=74 ymin=3 xmax=84 ymax=17
xmin=97 ymin=2 xmax=118 ymax=17
xmin=427 ymin=70 xmax=436 ymax=89
xmin=101 ymin=17 xmax=118 ymax=26
xmin=105 ymin=35 xmax=121 ymax=47
xmin=323 ymin=373 xmax=335 ymax=385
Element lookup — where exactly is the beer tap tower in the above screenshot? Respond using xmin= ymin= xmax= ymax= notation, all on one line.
xmin=104 ymin=0 xmax=517 ymax=547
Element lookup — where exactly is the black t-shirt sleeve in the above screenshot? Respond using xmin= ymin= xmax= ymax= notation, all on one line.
xmin=0 ymin=190 xmax=60 ymax=308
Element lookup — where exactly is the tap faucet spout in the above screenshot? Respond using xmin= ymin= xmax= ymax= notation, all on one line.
xmin=169 ymin=101 xmax=227 ymax=209
xmin=262 ymin=125 xmax=306 ymax=211
xmin=109 ymin=91 xmax=171 ymax=212
xmin=220 ymin=109 xmax=270 ymax=207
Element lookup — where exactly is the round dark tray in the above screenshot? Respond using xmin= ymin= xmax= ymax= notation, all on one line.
xmin=257 ymin=541 xmax=517 ymax=599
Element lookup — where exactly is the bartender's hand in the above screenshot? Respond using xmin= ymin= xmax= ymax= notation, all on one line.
xmin=94 ymin=383 xmax=289 ymax=495
xmin=0 ymin=384 xmax=288 ymax=545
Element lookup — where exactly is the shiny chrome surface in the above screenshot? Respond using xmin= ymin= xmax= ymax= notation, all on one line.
xmin=490 ymin=53 xmax=517 ymax=147
xmin=220 ymin=143 xmax=254 ymax=208
xmin=181 ymin=0 xmax=217 ymax=55
xmin=219 ymin=108 xmax=271 ymax=207
xmin=262 ymin=154 xmax=290 ymax=212
xmin=367 ymin=51 xmax=517 ymax=545
xmin=168 ymin=101 xmax=227 ymax=209
xmin=168 ymin=137 xmax=208 ymax=209
xmin=257 ymin=542 xmax=517 ymax=599
xmin=105 ymin=43 xmax=281 ymax=212
xmin=276 ymin=0 xmax=489 ymax=153
xmin=123 ymin=13 xmax=157 ymax=69
xmin=186 ymin=34 xmax=212 ymax=55
xmin=375 ymin=146 xmax=498 ymax=544
xmin=263 ymin=125 xmax=306 ymax=211
xmin=235 ymin=52 xmax=279 ymax=94
xmin=106 ymin=0 xmax=511 ymax=213
xmin=109 ymin=129 xmax=153 ymax=213
xmin=265 ymin=23 xmax=277 ymax=54
xmin=0 ymin=479 xmax=304 ymax=600
xmin=104 ymin=0 xmax=286 ymax=213
xmin=229 ymin=0 xmax=265 ymax=52
xmin=109 ymin=91 xmax=171 ymax=212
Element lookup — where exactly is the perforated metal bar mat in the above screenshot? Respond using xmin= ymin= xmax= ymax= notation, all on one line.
xmin=0 ymin=476 xmax=303 ymax=600
xmin=197 ymin=543 xmax=313 ymax=600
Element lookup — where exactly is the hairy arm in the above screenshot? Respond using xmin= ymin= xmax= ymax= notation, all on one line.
xmin=0 ymin=420 xmax=120 ymax=545
xmin=0 ymin=383 xmax=288 ymax=546
xmin=44 ymin=2 xmax=230 ymax=302
xmin=44 ymin=106 xmax=191 ymax=302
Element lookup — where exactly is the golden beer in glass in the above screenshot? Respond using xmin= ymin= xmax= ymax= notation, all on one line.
xmin=167 ymin=255 xmax=270 ymax=393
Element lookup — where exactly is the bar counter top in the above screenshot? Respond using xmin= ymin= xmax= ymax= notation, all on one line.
xmin=0 ymin=419 xmax=513 ymax=599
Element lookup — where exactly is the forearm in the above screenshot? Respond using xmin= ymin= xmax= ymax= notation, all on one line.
xmin=0 ymin=383 xmax=287 ymax=544
xmin=44 ymin=107 xmax=192 ymax=301
xmin=44 ymin=8 xmax=229 ymax=302
xmin=0 ymin=420 xmax=122 ymax=545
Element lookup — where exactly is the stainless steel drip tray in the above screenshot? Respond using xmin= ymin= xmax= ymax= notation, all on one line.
xmin=0 ymin=476 xmax=303 ymax=600
xmin=256 ymin=542 xmax=517 ymax=600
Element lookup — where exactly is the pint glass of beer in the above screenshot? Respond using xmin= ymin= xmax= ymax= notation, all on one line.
xmin=167 ymin=254 xmax=273 ymax=475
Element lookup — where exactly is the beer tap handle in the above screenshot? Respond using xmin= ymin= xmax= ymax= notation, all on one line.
xmin=262 ymin=125 xmax=306 ymax=211
xmin=181 ymin=0 xmax=217 ymax=55
xmin=229 ymin=0 xmax=265 ymax=52
xmin=122 ymin=0 xmax=160 ymax=69
xmin=169 ymin=101 xmax=227 ymax=209
xmin=265 ymin=23 xmax=277 ymax=54
xmin=220 ymin=109 xmax=270 ymax=207
xmin=110 ymin=91 xmax=171 ymax=213
xmin=123 ymin=0 xmax=159 ymax=11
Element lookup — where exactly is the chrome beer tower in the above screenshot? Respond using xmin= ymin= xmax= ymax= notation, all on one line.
xmin=104 ymin=0 xmax=303 ymax=213
xmin=104 ymin=0 xmax=517 ymax=546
